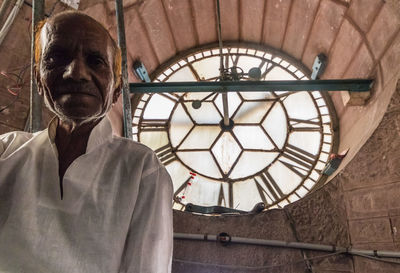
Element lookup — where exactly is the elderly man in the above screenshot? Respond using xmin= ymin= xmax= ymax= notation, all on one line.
xmin=0 ymin=11 xmax=173 ymax=272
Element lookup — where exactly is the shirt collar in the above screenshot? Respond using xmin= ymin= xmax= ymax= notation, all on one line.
xmin=47 ymin=116 xmax=113 ymax=154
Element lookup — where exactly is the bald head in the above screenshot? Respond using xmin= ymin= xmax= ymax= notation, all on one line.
xmin=35 ymin=11 xmax=121 ymax=87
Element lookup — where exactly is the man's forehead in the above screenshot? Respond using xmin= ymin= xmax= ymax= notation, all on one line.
xmin=41 ymin=13 xmax=113 ymax=50
xmin=47 ymin=12 xmax=107 ymax=33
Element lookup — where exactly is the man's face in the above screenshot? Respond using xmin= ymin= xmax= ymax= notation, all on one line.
xmin=37 ymin=14 xmax=120 ymax=124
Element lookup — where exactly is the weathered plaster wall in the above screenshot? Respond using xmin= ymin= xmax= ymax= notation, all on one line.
xmin=173 ymin=180 xmax=352 ymax=272
xmin=336 ymin=82 xmax=400 ymax=272
xmin=173 ymin=82 xmax=400 ymax=272
xmin=322 ymin=0 xmax=400 ymax=177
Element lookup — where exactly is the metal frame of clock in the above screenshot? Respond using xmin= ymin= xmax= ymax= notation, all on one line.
xmin=129 ymin=0 xmax=372 ymax=213
xmin=131 ymin=43 xmax=340 ymax=212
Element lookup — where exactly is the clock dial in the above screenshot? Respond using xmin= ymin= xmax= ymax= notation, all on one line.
xmin=132 ymin=45 xmax=337 ymax=212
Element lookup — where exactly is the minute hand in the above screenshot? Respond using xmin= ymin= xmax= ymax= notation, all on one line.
xmin=222 ymin=92 xmax=229 ymax=126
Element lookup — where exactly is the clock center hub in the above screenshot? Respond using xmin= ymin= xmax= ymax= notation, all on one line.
xmin=219 ymin=118 xmax=235 ymax=131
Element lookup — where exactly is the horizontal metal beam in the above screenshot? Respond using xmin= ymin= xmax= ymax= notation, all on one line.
xmin=129 ymin=79 xmax=373 ymax=93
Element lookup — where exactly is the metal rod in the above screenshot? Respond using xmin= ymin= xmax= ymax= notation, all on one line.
xmin=215 ymin=0 xmax=229 ymax=126
xmin=115 ymin=0 xmax=133 ymax=139
xmin=174 ymin=233 xmax=400 ymax=259
xmin=222 ymin=93 xmax=229 ymax=126
xmin=0 ymin=0 xmax=14 ymax=27
xmin=215 ymin=0 xmax=224 ymax=75
xmin=29 ymin=0 xmax=44 ymax=132
xmin=129 ymin=79 xmax=373 ymax=93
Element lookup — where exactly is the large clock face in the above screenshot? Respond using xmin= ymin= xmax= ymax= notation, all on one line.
xmin=132 ymin=45 xmax=336 ymax=212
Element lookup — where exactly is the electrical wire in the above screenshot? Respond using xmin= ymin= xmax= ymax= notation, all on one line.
xmin=1 ymin=71 xmax=22 ymax=95
xmin=174 ymin=251 xmax=400 ymax=270
xmin=0 ymin=0 xmax=24 ymax=46
xmin=173 ymin=251 xmax=347 ymax=271
xmin=0 ymin=95 xmax=19 ymax=113
xmin=352 ymin=253 xmax=400 ymax=265
xmin=0 ymin=64 xmax=29 ymax=113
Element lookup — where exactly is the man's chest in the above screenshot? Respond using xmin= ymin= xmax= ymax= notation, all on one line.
xmin=0 ymin=141 xmax=140 ymax=272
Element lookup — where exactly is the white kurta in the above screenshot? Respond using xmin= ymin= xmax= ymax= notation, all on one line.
xmin=0 ymin=117 xmax=173 ymax=273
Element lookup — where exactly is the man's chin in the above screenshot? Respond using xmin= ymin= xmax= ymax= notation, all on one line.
xmin=52 ymin=107 xmax=105 ymax=126
xmin=44 ymin=96 xmax=111 ymax=126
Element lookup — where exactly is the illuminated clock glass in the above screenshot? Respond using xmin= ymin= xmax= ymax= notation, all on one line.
xmin=132 ymin=45 xmax=336 ymax=212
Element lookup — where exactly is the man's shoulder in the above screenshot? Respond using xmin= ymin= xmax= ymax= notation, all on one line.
xmin=0 ymin=130 xmax=33 ymax=140
xmin=110 ymin=135 xmax=156 ymax=155
xmin=0 ymin=130 xmax=38 ymax=156
xmin=109 ymin=136 xmax=167 ymax=177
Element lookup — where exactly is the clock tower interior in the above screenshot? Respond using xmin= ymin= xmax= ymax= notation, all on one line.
xmin=0 ymin=0 xmax=399 ymax=272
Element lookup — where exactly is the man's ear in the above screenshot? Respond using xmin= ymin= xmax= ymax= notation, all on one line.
xmin=34 ymin=66 xmax=43 ymax=96
xmin=112 ymin=79 xmax=122 ymax=103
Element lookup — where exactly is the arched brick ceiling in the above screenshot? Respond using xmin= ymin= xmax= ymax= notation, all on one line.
xmin=78 ymin=0 xmax=397 ymax=84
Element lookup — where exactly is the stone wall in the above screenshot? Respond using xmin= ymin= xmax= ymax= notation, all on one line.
xmin=337 ymin=81 xmax=400 ymax=272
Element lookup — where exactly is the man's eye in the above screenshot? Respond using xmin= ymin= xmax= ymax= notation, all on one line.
xmin=87 ymin=55 xmax=106 ymax=67
xmin=44 ymin=52 xmax=65 ymax=65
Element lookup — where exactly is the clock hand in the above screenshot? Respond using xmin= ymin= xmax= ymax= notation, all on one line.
xmin=215 ymin=0 xmax=230 ymax=127
xmin=222 ymin=92 xmax=230 ymax=126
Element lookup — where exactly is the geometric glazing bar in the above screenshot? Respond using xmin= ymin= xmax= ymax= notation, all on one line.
xmin=129 ymin=79 xmax=373 ymax=94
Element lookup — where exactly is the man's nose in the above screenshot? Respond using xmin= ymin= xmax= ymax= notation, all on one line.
xmin=63 ymin=56 xmax=91 ymax=81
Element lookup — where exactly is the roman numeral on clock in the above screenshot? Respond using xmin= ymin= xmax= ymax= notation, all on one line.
xmin=139 ymin=119 xmax=169 ymax=132
xmin=279 ymin=144 xmax=317 ymax=177
xmin=172 ymin=176 xmax=192 ymax=211
xmin=154 ymin=144 xmax=177 ymax=165
xmin=173 ymin=176 xmax=191 ymax=200
xmin=254 ymin=171 xmax=284 ymax=204
xmin=289 ymin=118 xmax=321 ymax=132
xmin=218 ymin=184 xmax=227 ymax=207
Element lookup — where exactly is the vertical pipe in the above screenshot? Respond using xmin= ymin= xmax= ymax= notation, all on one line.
xmin=115 ymin=0 xmax=133 ymax=139
xmin=216 ymin=0 xmax=224 ymax=75
xmin=29 ymin=0 xmax=44 ymax=132
xmin=0 ymin=0 xmax=14 ymax=27
xmin=215 ymin=0 xmax=229 ymax=126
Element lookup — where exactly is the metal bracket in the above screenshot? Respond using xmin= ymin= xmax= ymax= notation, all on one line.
xmin=217 ymin=232 xmax=231 ymax=246
xmin=184 ymin=202 xmax=265 ymax=215
xmin=311 ymin=53 xmax=327 ymax=80
xmin=132 ymin=60 xmax=151 ymax=83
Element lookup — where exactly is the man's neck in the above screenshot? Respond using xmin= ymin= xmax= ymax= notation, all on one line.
xmin=56 ymin=118 xmax=99 ymax=136
xmin=55 ymin=118 xmax=101 ymax=191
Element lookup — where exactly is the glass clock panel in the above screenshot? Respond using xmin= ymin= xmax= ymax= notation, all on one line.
xmin=236 ymin=55 xmax=262 ymax=73
xmin=183 ymin=101 xmax=222 ymax=124
xmin=230 ymin=152 xmax=278 ymax=179
xmin=169 ymin=104 xmax=193 ymax=147
xmin=214 ymin=92 xmax=242 ymax=118
xmin=192 ymin=57 xmax=220 ymax=80
xmin=239 ymin=91 xmax=275 ymax=100
xmin=233 ymin=101 xmax=274 ymax=124
xmin=168 ymin=66 xmax=197 ymax=82
xmin=211 ymin=132 xmax=242 ymax=174
xmin=132 ymin=45 xmax=337 ymax=212
xmin=265 ymin=66 xmax=296 ymax=80
xmin=142 ymin=94 xmax=174 ymax=119
xmin=177 ymin=151 xmax=222 ymax=179
xmin=232 ymin=126 xmax=275 ymax=150
xmin=183 ymin=91 xmax=214 ymax=101
xmin=179 ymin=126 xmax=220 ymax=150
xmin=233 ymin=179 xmax=264 ymax=211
